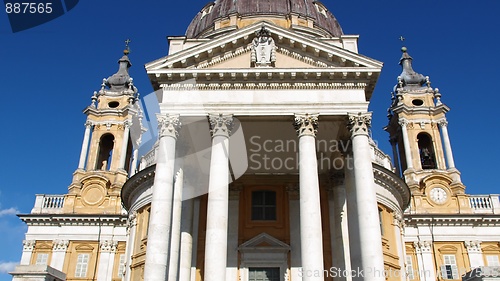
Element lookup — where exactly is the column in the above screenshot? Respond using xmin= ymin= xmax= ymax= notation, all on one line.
xmin=345 ymin=157 xmax=360 ymax=279
xmin=465 ymin=241 xmax=484 ymax=269
xmin=293 ymin=114 xmax=324 ymax=281
xmin=329 ymin=171 xmax=351 ymax=281
xmin=119 ymin=120 xmax=131 ymax=170
xmin=50 ymin=240 xmax=69 ymax=271
xmin=20 ymin=240 xmax=35 ymax=265
xmin=227 ymin=186 xmax=241 ymax=281
xmin=144 ymin=114 xmax=181 ymax=281
xmin=78 ymin=121 xmax=93 ymax=170
xmin=179 ymin=199 xmax=194 ymax=281
xmin=129 ymin=148 xmax=139 ymax=176
xmin=204 ymin=114 xmax=233 ymax=281
xmin=398 ymin=119 xmax=414 ymax=170
xmin=287 ymin=185 xmax=302 ymax=281
xmin=392 ymin=213 xmax=406 ymax=279
xmin=97 ymin=240 xmax=117 ymax=281
xmin=168 ymin=168 xmax=184 ymax=281
xmin=438 ymin=120 xmax=455 ymax=169
xmin=389 ymin=138 xmax=401 ymax=176
xmin=414 ymin=241 xmax=436 ymax=281
xmin=347 ymin=112 xmax=385 ymax=281
xmin=124 ymin=212 xmax=137 ymax=281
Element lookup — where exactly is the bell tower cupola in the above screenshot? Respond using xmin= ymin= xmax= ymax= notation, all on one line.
xmin=64 ymin=45 xmax=145 ymax=214
xmin=385 ymin=47 xmax=465 ymax=197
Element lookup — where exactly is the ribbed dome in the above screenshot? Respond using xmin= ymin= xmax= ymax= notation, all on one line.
xmin=186 ymin=0 xmax=343 ymax=38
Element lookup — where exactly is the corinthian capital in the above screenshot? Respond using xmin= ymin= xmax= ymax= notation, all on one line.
xmin=52 ymin=239 xmax=69 ymax=251
xmin=347 ymin=112 xmax=372 ymax=137
xmin=294 ymin=114 xmax=319 ymax=137
xmin=437 ymin=119 xmax=448 ymax=127
xmin=100 ymin=240 xmax=118 ymax=252
xmin=157 ymin=114 xmax=181 ymax=139
xmin=398 ymin=119 xmax=409 ymax=127
xmin=23 ymin=240 xmax=35 ymax=251
xmin=208 ymin=114 xmax=233 ymax=138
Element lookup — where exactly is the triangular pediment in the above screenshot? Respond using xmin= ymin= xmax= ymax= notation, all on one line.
xmin=146 ymin=21 xmax=382 ymax=72
xmin=238 ymin=233 xmax=290 ymax=251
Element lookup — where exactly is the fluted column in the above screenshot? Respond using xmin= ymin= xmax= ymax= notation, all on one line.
xmin=293 ymin=114 xmax=324 ymax=281
xmin=438 ymin=120 xmax=455 ymax=169
xmin=144 ymin=114 xmax=181 ymax=281
xmin=398 ymin=119 xmax=414 ymax=170
xmin=78 ymin=121 xmax=93 ymax=170
xmin=204 ymin=114 xmax=233 ymax=281
xmin=119 ymin=120 xmax=131 ymax=170
xmin=347 ymin=113 xmax=384 ymax=281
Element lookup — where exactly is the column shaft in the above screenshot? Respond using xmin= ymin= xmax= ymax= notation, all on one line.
xmin=168 ymin=168 xmax=184 ymax=281
xmin=144 ymin=114 xmax=180 ymax=281
xmin=204 ymin=114 xmax=232 ymax=281
xmin=78 ymin=122 xmax=92 ymax=169
xmin=179 ymin=199 xmax=194 ymax=281
xmin=399 ymin=120 xmax=414 ymax=170
xmin=119 ymin=122 xmax=131 ymax=170
xmin=124 ymin=214 xmax=137 ymax=281
xmin=348 ymin=113 xmax=385 ymax=281
xmin=294 ymin=114 xmax=324 ymax=281
xmin=439 ymin=121 xmax=455 ymax=169
xmin=389 ymin=138 xmax=401 ymax=176
xmin=130 ymin=148 xmax=139 ymax=176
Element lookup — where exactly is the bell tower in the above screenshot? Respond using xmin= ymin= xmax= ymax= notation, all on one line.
xmin=385 ymin=47 xmax=466 ymax=212
xmin=64 ymin=47 xmax=144 ymax=214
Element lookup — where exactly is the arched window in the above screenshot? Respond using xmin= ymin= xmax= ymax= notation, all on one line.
xmin=96 ymin=134 xmax=114 ymax=170
xmin=417 ymin=133 xmax=436 ymax=169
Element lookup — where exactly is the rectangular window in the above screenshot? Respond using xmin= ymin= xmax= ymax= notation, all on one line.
xmin=378 ymin=209 xmax=384 ymax=235
xmin=441 ymin=254 xmax=459 ymax=280
xmin=406 ymin=255 xmax=415 ymax=280
xmin=251 ymin=191 xmax=276 ymax=221
xmin=35 ymin=253 xmax=49 ymax=265
xmin=117 ymin=254 xmax=126 ymax=277
xmin=249 ymin=267 xmax=280 ymax=281
xmin=487 ymin=255 xmax=500 ymax=266
xmin=75 ymin=253 xmax=90 ymax=278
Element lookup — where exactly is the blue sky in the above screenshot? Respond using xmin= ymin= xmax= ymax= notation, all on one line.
xmin=0 ymin=0 xmax=499 ymax=280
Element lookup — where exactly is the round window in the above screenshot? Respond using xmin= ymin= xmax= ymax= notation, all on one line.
xmin=108 ymin=101 xmax=120 ymax=108
xmin=412 ymin=99 xmax=424 ymax=106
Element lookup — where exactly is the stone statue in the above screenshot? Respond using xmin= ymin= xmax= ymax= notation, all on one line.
xmin=251 ymin=27 xmax=276 ymax=67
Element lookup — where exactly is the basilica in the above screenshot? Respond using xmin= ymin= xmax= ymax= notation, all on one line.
xmin=10 ymin=0 xmax=500 ymax=281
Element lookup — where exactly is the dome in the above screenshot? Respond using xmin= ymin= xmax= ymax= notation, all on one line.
xmin=186 ymin=0 xmax=343 ymax=38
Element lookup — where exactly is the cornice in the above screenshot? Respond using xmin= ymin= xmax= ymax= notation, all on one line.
xmin=405 ymin=214 xmax=500 ymax=226
xmin=392 ymin=103 xmax=450 ymax=116
xmin=373 ymin=163 xmax=411 ymax=210
xmin=146 ymin=22 xmax=382 ymax=71
xmin=121 ymin=164 xmax=156 ymax=210
xmin=159 ymin=80 xmax=370 ymax=92
xmin=18 ymin=214 xmax=127 ymax=226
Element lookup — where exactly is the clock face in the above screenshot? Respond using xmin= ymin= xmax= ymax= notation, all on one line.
xmin=429 ymin=187 xmax=448 ymax=204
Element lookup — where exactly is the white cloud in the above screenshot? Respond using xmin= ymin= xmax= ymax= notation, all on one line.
xmin=0 ymin=208 xmax=19 ymax=217
xmin=0 ymin=261 xmax=17 ymax=273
